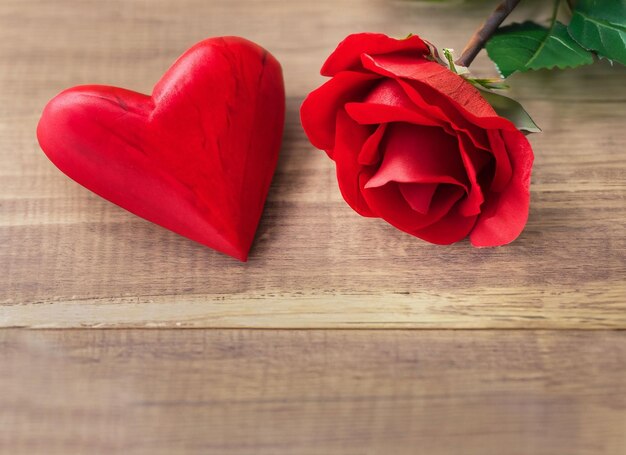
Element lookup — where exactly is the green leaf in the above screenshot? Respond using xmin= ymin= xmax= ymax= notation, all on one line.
xmin=568 ymin=0 xmax=626 ymax=65
xmin=486 ymin=21 xmax=594 ymax=77
xmin=479 ymin=89 xmax=541 ymax=134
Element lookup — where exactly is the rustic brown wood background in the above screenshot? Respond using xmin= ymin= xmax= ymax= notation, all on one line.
xmin=0 ymin=0 xmax=624 ymax=453
xmin=2 ymin=329 xmax=625 ymax=454
xmin=1 ymin=0 xmax=625 ymax=329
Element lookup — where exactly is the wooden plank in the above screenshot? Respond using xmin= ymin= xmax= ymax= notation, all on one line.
xmin=2 ymin=283 xmax=625 ymax=328
xmin=1 ymin=0 xmax=625 ymax=328
xmin=1 ymin=329 xmax=624 ymax=455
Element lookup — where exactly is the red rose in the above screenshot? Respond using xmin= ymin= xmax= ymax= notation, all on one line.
xmin=300 ymin=33 xmax=534 ymax=246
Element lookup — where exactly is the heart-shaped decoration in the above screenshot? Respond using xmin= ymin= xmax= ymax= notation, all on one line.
xmin=37 ymin=37 xmax=285 ymax=261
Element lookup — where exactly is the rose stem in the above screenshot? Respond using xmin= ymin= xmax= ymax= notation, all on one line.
xmin=455 ymin=0 xmax=522 ymax=68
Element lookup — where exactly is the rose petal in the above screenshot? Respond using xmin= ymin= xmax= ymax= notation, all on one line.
xmin=365 ymin=123 xmax=467 ymax=189
xmin=413 ymin=206 xmax=478 ymax=245
xmin=486 ymin=129 xmax=513 ymax=192
xmin=321 ymin=33 xmax=429 ymax=77
xmin=364 ymin=182 xmax=465 ymax=232
xmin=399 ymin=182 xmax=438 ymax=214
xmin=361 ymin=55 xmax=495 ymax=116
xmin=361 ymin=54 xmax=518 ymax=132
xmin=397 ymin=79 xmax=491 ymax=151
xmin=359 ymin=123 xmax=387 ymax=166
xmin=345 ymin=79 xmax=439 ymax=127
xmin=333 ymin=108 xmax=376 ymax=217
xmin=364 ymin=79 xmax=415 ymax=108
xmin=456 ymin=134 xmax=487 ymax=217
xmin=470 ymin=129 xmax=534 ymax=247
xmin=397 ymin=78 xmax=513 ymax=197
xmin=345 ymin=102 xmax=438 ymax=127
xmin=300 ymin=71 xmax=379 ymax=154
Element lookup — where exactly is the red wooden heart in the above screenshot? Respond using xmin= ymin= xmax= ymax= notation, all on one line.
xmin=37 ymin=37 xmax=285 ymax=261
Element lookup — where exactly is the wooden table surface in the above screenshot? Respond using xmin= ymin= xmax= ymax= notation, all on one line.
xmin=0 ymin=0 xmax=624 ymax=453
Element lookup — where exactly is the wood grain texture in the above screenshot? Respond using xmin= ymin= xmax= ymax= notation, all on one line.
xmin=1 ymin=329 xmax=625 ymax=455
xmin=1 ymin=0 xmax=625 ymax=327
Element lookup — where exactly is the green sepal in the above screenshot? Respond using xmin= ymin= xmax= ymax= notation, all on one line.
xmin=479 ymin=88 xmax=541 ymax=134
